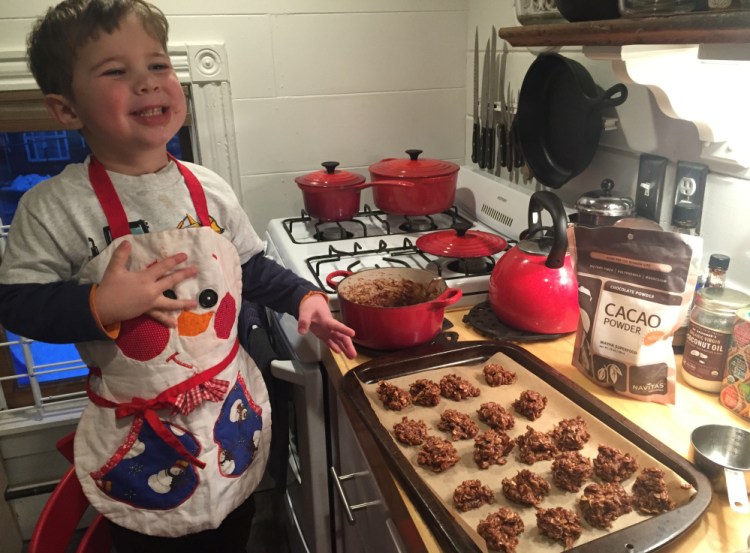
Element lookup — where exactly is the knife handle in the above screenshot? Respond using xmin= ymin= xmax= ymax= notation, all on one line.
xmin=512 ymin=118 xmax=523 ymax=168
xmin=486 ymin=126 xmax=495 ymax=171
xmin=472 ymin=122 xmax=480 ymax=164
xmin=479 ymin=126 xmax=487 ymax=169
xmin=498 ymin=124 xmax=507 ymax=170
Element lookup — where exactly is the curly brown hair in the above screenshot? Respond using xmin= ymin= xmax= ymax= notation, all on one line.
xmin=27 ymin=0 xmax=169 ymax=98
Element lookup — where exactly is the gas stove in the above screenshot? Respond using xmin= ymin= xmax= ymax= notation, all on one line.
xmin=263 ymin=167 xmax=542 ymax=362
xmin=267 ymin=205 xmax=502 ymax=310
xmin=262 ymin=168 xmax=550 ymax=553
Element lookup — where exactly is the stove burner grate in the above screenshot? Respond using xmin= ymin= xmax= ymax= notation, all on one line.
xmin=314 ymin=224 xmax=355 ymax=242
xmin=445 ymin=257 xmax=496 ymax=276
xmin=399 ymin=216 xmax=437 ymax=233
xmin=282 ymin=205 xmax=471 ymax=244
xmin=305 ymin=238 xmax=435 ymax=292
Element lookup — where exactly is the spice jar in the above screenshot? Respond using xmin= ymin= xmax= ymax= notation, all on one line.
xmin=704 ymin=253 xmax=730 ymax=289
xmin=682 ymin=287 xmax=750 ymax=393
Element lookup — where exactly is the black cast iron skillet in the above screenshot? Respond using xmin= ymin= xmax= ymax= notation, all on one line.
xmin=517 ymin=53 xmax=628 ymax=189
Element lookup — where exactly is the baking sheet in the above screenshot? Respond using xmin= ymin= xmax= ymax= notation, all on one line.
xmin=341 ymin=341 xmax=712 ymax=553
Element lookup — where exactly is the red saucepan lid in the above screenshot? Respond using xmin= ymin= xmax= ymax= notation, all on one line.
xmin=369 ymin=149 xmax=459 ymax=179
xmin=295 ymin=161 xmax=366 ymax=189
xmin=416 ymin=223 xmax=507 ymax=258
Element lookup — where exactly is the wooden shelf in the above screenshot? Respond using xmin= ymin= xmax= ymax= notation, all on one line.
xmin=498 ymin=11 xmax=750 ymax=47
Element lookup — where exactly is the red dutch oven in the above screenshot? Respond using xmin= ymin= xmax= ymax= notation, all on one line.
xmin=488 ymin=190 xmax=578 ymax=334
xmin=368 ymin=149 xmax=460 ymax=216
xmin=295 ymin=161 xmax=412 ymax=222
xmin=416 ymin=222 xmax=508 ymax=258
xmin=326 ymin=267 xmax=462 ymax=350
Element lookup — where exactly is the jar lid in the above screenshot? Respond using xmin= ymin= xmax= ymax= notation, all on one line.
xmin=708 ymin=253 xmax=730 ymax=271
xmin=695 ymin=287 xmax=750 ymax=313
xmin=368 ymin=149 xmax=459 ymax=179
xmin=575 ymin=179 xmax=634 ymax=217
xmin=416 ymin=222 xmax=508 ymax=258
xmin=295 ymin=161 xmax=365 ymax=189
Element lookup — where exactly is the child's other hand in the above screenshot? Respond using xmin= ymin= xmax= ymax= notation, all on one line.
xmin=297 ymin=294 xmax=357 ymax=359
xmin=94 ymin=241 xmax=198 ymax=327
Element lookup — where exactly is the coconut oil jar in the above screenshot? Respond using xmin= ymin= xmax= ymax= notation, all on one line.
xmin=682 ymin=287 xmax=750 ymax=392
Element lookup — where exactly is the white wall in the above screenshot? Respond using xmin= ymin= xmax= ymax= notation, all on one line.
xmin=468 ymin=0 xmax=750 ymax=294
xmin=1 ymin=0 xmax=468 ymax=228
xmin=1 ymin=0 xmax=748 ymax=292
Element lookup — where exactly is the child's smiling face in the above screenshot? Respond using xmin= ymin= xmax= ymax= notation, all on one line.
xmin=65 ymin=12 xmax=185 ymax=169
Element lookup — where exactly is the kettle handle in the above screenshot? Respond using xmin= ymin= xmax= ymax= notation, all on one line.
xmin=526 ymin=190 xmax=568 ymax=270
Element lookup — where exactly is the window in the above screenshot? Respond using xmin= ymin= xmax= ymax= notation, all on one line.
xmin=0 ymin=88 xmax=194 ymax=416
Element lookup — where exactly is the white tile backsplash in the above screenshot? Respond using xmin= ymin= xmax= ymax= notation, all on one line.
xmin=233 ymin=89 xmax=465 ymax=175
xmin=272 ymin=11 xmax=466 ymax=96
xmin=169 ymin=15 xmax=275 ymax=99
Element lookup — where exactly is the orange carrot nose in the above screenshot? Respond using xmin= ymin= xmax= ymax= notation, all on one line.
xmin=177 ymin=310 xmax=214 ymax=336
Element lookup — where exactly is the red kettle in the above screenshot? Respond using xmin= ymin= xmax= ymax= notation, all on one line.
xmin=488 ymin=190 xmax=579 ymax=334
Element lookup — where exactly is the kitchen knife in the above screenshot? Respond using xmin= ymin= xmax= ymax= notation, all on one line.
xmin=472 ymin=28 xmax=479 ymax=164
xmin=479 ymin=37 xmax=490 ymax=169
xmin=496 ymin=42 xmax=508 ymax=174
xmin=485 ymin=27 xmax=497 ymax=171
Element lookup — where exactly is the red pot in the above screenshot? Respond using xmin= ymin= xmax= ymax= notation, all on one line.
xmin=368 ymin=149 xmax=459 ymax=215
xmin=488 ymin=191 xmax=578 ymax=334
xmin=296 ymin=161 xmax=412 ymax=222
xmin=326 ymin=267 xmax=462 ymax=350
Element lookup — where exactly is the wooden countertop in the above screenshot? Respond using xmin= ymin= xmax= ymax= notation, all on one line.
xmin=324 ymin=307 xmax=750 ymax=553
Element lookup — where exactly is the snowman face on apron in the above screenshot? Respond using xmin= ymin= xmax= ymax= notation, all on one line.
xmin=112 ymin=228 xmax=241 ymax=368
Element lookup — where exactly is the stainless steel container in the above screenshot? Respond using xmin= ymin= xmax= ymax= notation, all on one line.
xmin=575 ymin=178 xmax=634 ymax=227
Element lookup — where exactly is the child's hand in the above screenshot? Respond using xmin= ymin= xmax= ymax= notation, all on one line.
xmin=297 ymin=294 xmax=357 ymax=359
xmin=94 ymin=241 xmax=198 ymax=328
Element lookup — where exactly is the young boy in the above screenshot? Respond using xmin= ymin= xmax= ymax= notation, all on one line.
xmin=0 ymin=1 xmax=356 ymax=551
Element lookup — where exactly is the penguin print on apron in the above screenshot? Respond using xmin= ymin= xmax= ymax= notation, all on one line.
xmin=72 ymin=156 xmax=271 ymax=536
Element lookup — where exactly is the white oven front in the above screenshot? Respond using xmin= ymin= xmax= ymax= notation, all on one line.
xmin=268 ymin=309 xmax=408 ymax=553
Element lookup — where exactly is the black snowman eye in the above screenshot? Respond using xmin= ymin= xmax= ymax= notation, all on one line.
xmin=199 ymin=288 xmax=218 ymax=308
xmin=163 ymin=289 xmax=177 ymax=300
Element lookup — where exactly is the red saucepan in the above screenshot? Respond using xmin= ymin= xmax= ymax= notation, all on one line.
xmin=489 ymin=190 xmax=578 ymax=334
xmin=295 ymin=161 xmax=412 ymax=222
xmin=326 ymin=267 xmax=462 ymax=350
xmin=368 ymin=150 xmax=460 ymax=216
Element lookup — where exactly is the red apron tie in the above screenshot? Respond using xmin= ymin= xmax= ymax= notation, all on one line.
xmin=87 ymin=339 xmax=240 ymax=469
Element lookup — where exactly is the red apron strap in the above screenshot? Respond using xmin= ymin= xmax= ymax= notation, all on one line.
xmin=88 ymin=157 xmax=132 ymax=240
xmin=168 ymin=154 xmax=212 ymax=228
xmin=88 ymin=154 xmax=212 ymax=239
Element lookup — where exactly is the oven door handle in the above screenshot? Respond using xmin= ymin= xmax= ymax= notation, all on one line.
xmin=329 ymin=466 xmax=381 ymax=524
xmin=270 ymin=359 xmax=318 ymax=386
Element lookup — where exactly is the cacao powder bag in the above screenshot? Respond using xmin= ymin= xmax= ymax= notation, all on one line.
xmin=571 ymin=224 xmax=702 ymax=404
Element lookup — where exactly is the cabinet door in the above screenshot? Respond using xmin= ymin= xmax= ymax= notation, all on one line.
xmin=330 ymin=396 xmax=406 ymax=553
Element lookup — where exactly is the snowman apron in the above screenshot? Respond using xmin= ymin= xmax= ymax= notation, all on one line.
xmin=73 ymin=156 xmax=271 ymax=537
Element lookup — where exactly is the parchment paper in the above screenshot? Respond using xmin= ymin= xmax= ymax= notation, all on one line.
xmin=360 ymin=352 xmax=695 ymax=552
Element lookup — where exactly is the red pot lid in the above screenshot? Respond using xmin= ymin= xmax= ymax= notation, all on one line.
xmin=369 ymin=149 xmax=459 ymax=179
xmin=295 ymin=161 xmax=365 ymax=189
xmin=416 ymin=223 xmax=508 ymax=258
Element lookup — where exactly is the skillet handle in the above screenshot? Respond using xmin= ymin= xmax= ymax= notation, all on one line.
xmin=526 ymin=190 xmax=568 ymax=270
xmin=594 ymin=83 xmax=628 ymax=109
